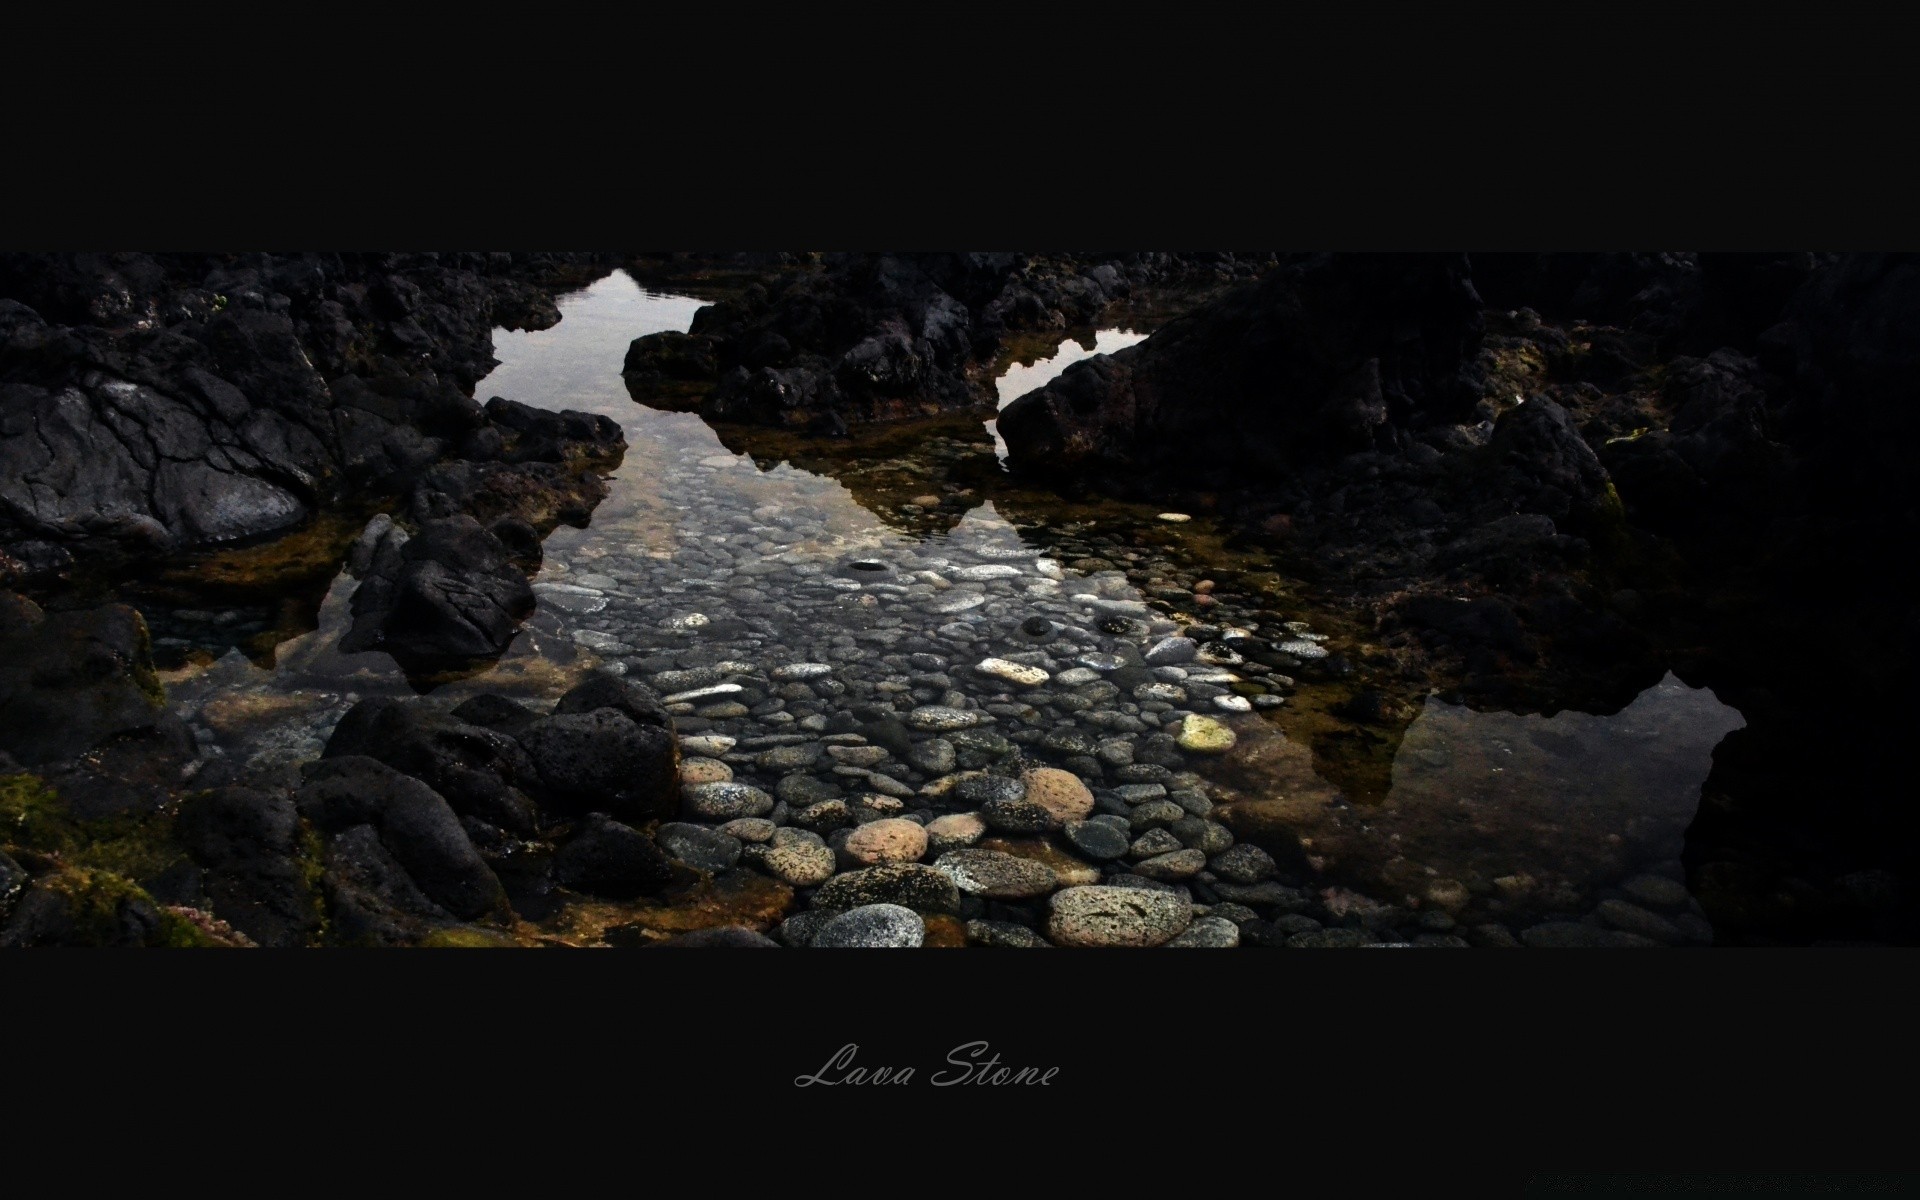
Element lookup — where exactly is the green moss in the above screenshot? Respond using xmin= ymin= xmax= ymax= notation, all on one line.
xmin=0 ymin=772 xmax=187 ymax=885
xmin=129 ymin=611 xmax=167 ymax=709
xmin=0 ymin=773 xmax=72 ymax=855
xmin=297 ymin=824 xmax=332 ymax=946
xmin=419 ymin=926 xmax=514 ymax=948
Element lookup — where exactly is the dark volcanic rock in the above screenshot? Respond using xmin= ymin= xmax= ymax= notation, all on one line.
xmin=0 ymin=251 xmax=620 ymax=572
xmin=173 ymin=785 xmax=322 ymax=947
xmin=552 ymin=812 xmax=675 ymax=899
xmin=623 ymin=252 xmax=1277 ymax=429
xmin=0 ymin=591 xmax=165 ymax=767
xmin=295 ymin=755 xmax=506 ymax=921
xmin=553 ymin=673 xmax=675 ymax=732
xmin=340 ymin=515 xmax=536 ymax=671
xmin=323 ymin=696 xmax=540 ymax=834
xmin=1000 ymin=253 xmax=1484 ymax=491
xmin=515 ymin=706 xmax=680 ymax=823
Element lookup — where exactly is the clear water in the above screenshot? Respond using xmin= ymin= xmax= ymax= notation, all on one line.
xmin=157 ymin=269 xmax=1746 ymax=941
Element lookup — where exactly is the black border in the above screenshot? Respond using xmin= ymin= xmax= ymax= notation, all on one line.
xmin=6 ymin=8 xmax=1918 ymax=1188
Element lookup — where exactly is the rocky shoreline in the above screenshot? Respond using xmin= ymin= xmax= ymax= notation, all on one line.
xmin=2 ymin=251 xmax=1913 ymax=946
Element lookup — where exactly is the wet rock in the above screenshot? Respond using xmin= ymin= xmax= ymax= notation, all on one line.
xmin=553 ymin=673 xmax=675 ymax=732
xmin=934 ymin=849 xmax=1057 ymax=899
xmin=518 ymin=707 xmax=680 ymax=823
xmin=1165 ymin=916 xmax=1241 ymax=948
xmin=1620 ymin=874 xmax=1692 ymax=909
xmin=553 ymin=812 xmax=676 ymax=899
xmin=813 ymin=903 xmax=925 ymax=948
xmin=925 ymin=811 xmax=988 ymax=854
xmin=1020 ymin=766 xmax=1096 ymax=824
xmin=1047 ymin=885 xmax=1193 ymax=948
xmin=296 ymin=756 xmax=505 ymax=920
xmin=764 ymin=841 xmax=838 ymax=887
xmin=342 ymin=515 xmax=536 ymax=671
xmin=173 ymin=784 xmax=322 ymax=947
xmin=907 ymin=705 xmax=988 ymax=732
xmin=682 ymin=781 xmax=776 ymax=822
xmin=657 ymin=822 xmax=744 ymax=873
xmin=1519 ymin=921 xmax=1656 ymax=948
xmin=1208 ymin=844 xmax=1276 ymax=885
xmin=980 ymin=796 xmax=1060 ymax=834
xmin=720 ymin=817 xmax=776 ymax=844
xmin=323 ymin=697 xmax=540 ymax=834
xmin=1144 ymin=637 xmax=1197 ymax=666
xmin=842 ymin=818 xmax=929 ymax=866
xmin=966 ymin=919 xmax=1051 ymax=947
xmin=1176 ymin=714 xmax=1237 ymax=754
xmin=813 ymin=863 xmax=961 ymax=916
xmin=1064 ymin=820 xmax=1130 ymax=861
xmin=1133 ymin=849 xmax=1207 ymax=881
xmin=0 ymin=593 xmax=167 ymax=767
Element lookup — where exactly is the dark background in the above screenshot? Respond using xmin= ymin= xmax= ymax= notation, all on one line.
xmin=5 ymin=6 xmax=1914 ymax=1192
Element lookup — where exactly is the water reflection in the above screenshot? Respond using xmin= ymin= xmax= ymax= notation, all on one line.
xmin=158 ymin=272 xmax=1749 ymax=941
xmin=987 ymin=327 xmax=1147 ymax=465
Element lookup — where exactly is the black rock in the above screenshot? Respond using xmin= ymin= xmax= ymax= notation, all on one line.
xmin=515 ymin=707 xmax=679 ymax=823
xmin=296 ymin=755 xmax=505 ymax=921
xmin=553 ymin=813 xmax=675 ymax=899
xmin=323 ymin=696 xmax=540 ymax=834
xmin=173 ymin=785 xmax=322 ymax=947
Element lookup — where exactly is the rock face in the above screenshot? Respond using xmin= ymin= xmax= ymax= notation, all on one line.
xmin=621 ymin=252 xmax=1278 ymax=429
xmin=1000 ymin=253 xmax=1484 ymax=491
xmin=0 ymin=252 xmax=620 ymax=577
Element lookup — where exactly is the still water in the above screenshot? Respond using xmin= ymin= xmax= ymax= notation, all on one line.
xmin=158 ymin=270 xmax=1745 ymax=944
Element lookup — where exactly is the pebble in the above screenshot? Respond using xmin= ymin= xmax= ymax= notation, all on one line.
xmin=934 ymin=849 xmax=1058 ymax=898
xmin=657 ymin=823 xmax=743 ymax=873
xmin=1165 ymin=916 xmax=1241 ymax=948
xmin=980 ymin=796 xmax=1060 ymax=834
xmin=812 ymin=904 xmax=925 ymax=948
xmin=678 ymin=734 xmax=737 ymax=757
xmin=772 ymin=662 xmax=834 ymax=680
xmin=966 ymin=920 xmax=1051 ymax=948
xmin=682 ymin=781 xmax=775 ymax=821
xmin=1176 ymin=714 xmax=1237 ymax=753
xmin=1209 ymin=844 xmax=1276 ymax=885
xmin=1157 ymin=513 xmax=1192 ymax=523
xmin=843 ymin=818 xmax=931 ymax=866
xmin=925 ymin=812 xmax=988 ymax=854
xmin=1212 ymin=695 xmax=1253 ymax=713
xmin=975 ymin=658 xmax=1050 ymax=687
xmin=1620 ymin=874 xmax=1692 ymax=909
xmin=907 ymin=706 xmax=989 ymax=732
xmin=928 ymin=592 xmax=987 ymax=614
xmin=1020 ymin=767 xmax=1096 ymax=823
xmin=764 ymin=842 xmax=838 ymax=886
xmin=1133 ymin=848 xmax=1207 ymax=881
xmin=1144 ymin=637 xmax=1198 ymax=665
xmin=720 ymin=818 xmax=776 ymax=844
xmin=1064 ymin=820 xmax=1131 ymax=861
xmin=679 ymin=757 xmax=734 ymax=784
xmin=813 ymin=864 xmax=962 ymax=915
xmin=1047 ymin=886 xmax=1193 ymax=948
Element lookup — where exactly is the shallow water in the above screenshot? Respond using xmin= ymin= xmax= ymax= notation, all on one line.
xmin=154 ymin=269 xmax=1746 ymax=943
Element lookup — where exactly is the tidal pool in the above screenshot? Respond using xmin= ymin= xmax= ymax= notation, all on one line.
xmin=154 ymin=269 xmax=1745 ymax=945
